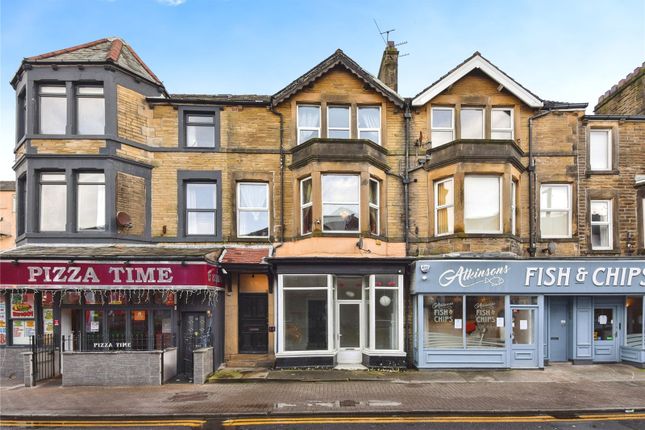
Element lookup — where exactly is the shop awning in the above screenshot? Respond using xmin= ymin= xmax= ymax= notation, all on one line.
xmin=219 ymin=246 xmax=271 ymax=273
xmin=0 ymin=245 xmax=224 ymax=290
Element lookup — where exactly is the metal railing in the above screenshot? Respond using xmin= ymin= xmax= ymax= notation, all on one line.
xmin=62 ymin=332 xmax=176 ymax=352
xmin=30 ymin=334 xmax=58 ymax=384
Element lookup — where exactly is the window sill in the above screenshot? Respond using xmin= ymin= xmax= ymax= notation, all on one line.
xmin=585 ymin=249 xmax=621 ymax=256
xmin=178 ymin=146 xmax=220 ymax=152
xmin=586 ymin=169 xmax=620 ymax=176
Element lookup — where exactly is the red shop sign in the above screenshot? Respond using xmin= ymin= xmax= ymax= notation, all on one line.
xmin=0 ymin=261 xmax=223 ymax=290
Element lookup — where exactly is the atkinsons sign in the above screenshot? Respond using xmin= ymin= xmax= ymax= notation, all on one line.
xmin=414 ymin=260 xmax=645 ymax=294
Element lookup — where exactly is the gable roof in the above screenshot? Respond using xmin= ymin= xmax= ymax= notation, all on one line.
xmin=19 ymin=37 xmax=162 ymax=86
xmin=272 ymin=49 xmax=405 ymax=108
xmin=412 ymin=52 xmax=543 ymax=108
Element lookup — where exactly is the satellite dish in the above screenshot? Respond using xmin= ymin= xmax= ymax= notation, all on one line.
xmin=116 ymin=212 xmax=132 ymax=228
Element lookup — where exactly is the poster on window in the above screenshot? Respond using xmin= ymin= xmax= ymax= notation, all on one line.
xmin=43 ymin=308 xmax=54 ymax=335
xmin=0 ymin=301 xmax=6 ymax=345
xmin=12 ymin=320 xmax=36 ymax=345
xmin=11 ymin=293 xmax=35 ymax=319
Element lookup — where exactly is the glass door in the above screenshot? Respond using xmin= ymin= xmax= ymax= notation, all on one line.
xmin=594 ymin=306 xmax=619 ymax=362
xmin=337 ymin=302 xmax=362 ymax=364
xmin=510 ymin=307 xmax=538 ymax=368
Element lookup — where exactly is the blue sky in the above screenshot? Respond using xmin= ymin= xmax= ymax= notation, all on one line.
xmin=1 ymin=0 xmax=644 ymax=179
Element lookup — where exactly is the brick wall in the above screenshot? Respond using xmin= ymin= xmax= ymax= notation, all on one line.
xmin=116 ymin=172 xmax=146 ymax=236
xmin=595 ymin=68 xmax=645 ymax=115
xmin=62 ymin=351 xmax=163 ymax=386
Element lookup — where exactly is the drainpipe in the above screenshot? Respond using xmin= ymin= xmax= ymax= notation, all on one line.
xmin=269 ymin=101 xmax=285 ymax=249
xmin=528 ymin=109 xmax=552 ymax=257
xmin=403 ymin=100 xmax=412 ymax=254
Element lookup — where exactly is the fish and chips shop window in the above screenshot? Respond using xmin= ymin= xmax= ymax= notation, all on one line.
xmin=625 ymin=296 xmax=644 ymax=349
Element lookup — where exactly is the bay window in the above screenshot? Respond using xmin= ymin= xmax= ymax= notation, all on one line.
xmin=322 ymin=174 xmax=360 ymax=232
xmin=40 ymin=172 xmax=67 ymax=232
xmin=460 ymin=107 xmax=484 ymax=139
xmin=327 ymin=106 xmax=350 ymax=138
xmin=300 ymin=177 xmax=313 ymax=235
xmin=540 ymin=184 xmax=571 ymax=238
xmin=590 ymin=200 xmax=612 ymax=250
xmin=237 ymin=182 xmax=269 ymax=238
xmin=39 ymin=85 xmax=67 ymax=134
xmin=434 ymin=177 xmax=454 ymax=236
xmin=76 ymin=86 xmax=105 ymax=135
xmin=369 ymin=178 xmax=380 ymax=235
xmin=357 ymin=106 xmax=381 ymax=144
xmin=431 ymin=107 xmax=454 ymax=147
xmin=185 ymin=182 xmax=217 ymax=235
xmin=297 ymin=105 xmax=321 ymax=144
xmin=464 ymin=176 xmax=501 ymax=233
xmin=77 ymin=172 xmax=106 ymax=231
xmin=511 ymin=181 xmax=517 ymax=235
xmin=491 ymin=108 xmax=513 ymax=139
xmin=589 ymin=129 xmax=612 ymax=171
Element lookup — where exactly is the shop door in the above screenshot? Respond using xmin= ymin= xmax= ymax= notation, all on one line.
xmin=549 ymin=299 xmax=569 ymax=362
xmin=510 ymin=307 xmax=538 ymax=368
xmin=181 ymin=312 xmax=208 ymax=375
xmin=238 ymin=294 xmax=268 ymax=354
xmin=336 ymin=302 xmax=362 ymax=364
xmin=594 ymin=306 xmax=619 ymax=362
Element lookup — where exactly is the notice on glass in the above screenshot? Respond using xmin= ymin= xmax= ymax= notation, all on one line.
xmin=90 ymin=321 xmax=100 ymax=332
xmin=496 ymin=318 xmax=504 ymax=328
xmin=520 ymin=319 xmax=528 ymax=330
xmin=162 ymin=318 xmax=172 ymax=334
xmin=598 ymin=315 xmax=608 ymax=325
xmin=454 ymin=319 xmax=462 ymax=329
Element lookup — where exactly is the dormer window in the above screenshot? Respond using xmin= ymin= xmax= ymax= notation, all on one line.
xmin=431 ymin=107 xmax=454 ymax=147
xmin=77 ymin=86 xmax=105 ymax=135
xmin=357 ymin=106 xmax=380 ymax=144
xmin=297 ymin=105 xmax=321 ymax=144
xmin=491 ymin=108 xmax=513 ymax=139
xmin=39 ymin=86 xmax=67 ymax=134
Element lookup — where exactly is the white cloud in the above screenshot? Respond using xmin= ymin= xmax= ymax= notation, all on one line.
xmin=156 ymin=0 xmax=186 ymax=5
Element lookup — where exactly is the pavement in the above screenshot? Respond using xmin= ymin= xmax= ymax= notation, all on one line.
xmin=1 ymin=363 xmax=644 ymax=419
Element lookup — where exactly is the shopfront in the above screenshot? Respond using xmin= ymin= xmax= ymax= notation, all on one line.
xmin=412 ymin=259 xmax=645 ymax=369
xmin=271 ymin=258 xmax=409 ymax=369
xmin=0 ymin=249 xmax=225 ymax=383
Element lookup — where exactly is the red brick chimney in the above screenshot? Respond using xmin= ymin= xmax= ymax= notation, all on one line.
xmin=378 ymin=41 xmax=399 ymax=92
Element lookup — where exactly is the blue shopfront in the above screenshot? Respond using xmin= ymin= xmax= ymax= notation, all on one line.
xmin=411 ymin=259 xmax=645 ymax=369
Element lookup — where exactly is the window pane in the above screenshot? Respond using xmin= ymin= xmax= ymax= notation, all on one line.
xmin=436 ymin=180 xmax=453 ymax=206
xmin=77 ymin=96 xmax=105 ymax=134
xmin=299 ymin=129 xmax=318 ymax=144
xmin=337 ymin=276 xmax=362 ymax=300
xmin=375 ymin=289 xmax=398 ymax=350
xmin=374 ymin=275 xmax=398 ymax=287
xmin=432 ymin=130 xmax=453 ymax=147
xmin=541 ymin=186 xmax=569 ymax=210
xmin=465 ymin=296 xmax=505 ymax=348
xmin=359 ymin=130 xmax=379 ymax=143
xmin=108 ymin=309 xmax=126 ymax=342
xmin=77 ymin=87 xmax=104 ymax=95
xmin=40 ymin=86 xmax=66 ymax=95
xmin=85 ymin=310 xmax=103 ymax=349
xmin=132 ymin=310 xmax=148 ymax=350
xmin=283 ymin=275 xmax=327 ymax=289
xmin=322 ymin=175 xmax=359 ymax=203
xmin=301 ymin=206 xmax=312 ymax=235
xmin=323 ymin=204 xmax=359 ymax=231
xmin=369 ymin=180 xmax=379 ymax=205
xmin=40 ymin=183 xmax=67 ymax=231
xmin=512 ymin=309 xmax=535 ymax=345
xmin=77 ymin=183 xmax=106 ymax=231
xmin=301 ymin=178 xmax=312 ymax=204
xmin=328 ymin=129 xmax=350 ymax=139
xmin=78 ymin=173 xmax=104 ymax=183
xmin=239 ymin=211 xmax=269 ymax=237
xmin=491 ymin=130 xmax=513 ymax=139
xmin=541 ymin=211 xmax=569 ymax=237
xmin=464 ymin=177 xmax=500 ymax=233
xmin=510 ymin=296 xmax=537 ymax=305
xmin=41 ymin=173 xmax=65 ymax=182
xmin=298 ymin=106 xmax=320 ymax=127
xmin=492 ymin=109 xmax=512 ymax=129
xmin=284 ymin=289 xmax=328 ymax=351
xmin=590 ymin=131 xmax=610 ymax=170
xmin=358 ymin=107 xmax=380 ymax=128
xmin=591 ymin=224 xmax=610 ymax=248
xmin=591 ymin=201 xmax=609 ymax=222
xmin=239 ymin=183 xmax=267 ymax=209
xmin=328 ymin=106 xmax=349 ymax=128
xmin=187 ymin=212 xmax=215 ymax=235
xmin=187 ymin=183 xmax=216 ymax=209
xmin=186 ymin=115 xmax=214 ymax=124
xmin=369 ymin=207 xmax=378 ymax=235
xmin=432 ymin=109 xmax=452 ymax=128
xmin=186 ymin=125 xmax=215 ymax=147
xmin=436 ymin=207 xmax=454 ymax=235
xmin=461 ymin=109 xmax=483 ymax=139
xmin=625 ymin=297 xmax=644 ymax=348
xmin=424 ymin=296 xmax=464 ymax=348
xmin=594 ymin=308 xmax=614 ymax=341
xmin=40 ymin=96 xmax=67 ymax=134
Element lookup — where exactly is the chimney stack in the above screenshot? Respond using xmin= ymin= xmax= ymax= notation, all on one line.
xmin=378 ymin=41 xmax=399 ymax=92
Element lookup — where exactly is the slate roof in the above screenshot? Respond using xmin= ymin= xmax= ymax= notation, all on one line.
xmin=272 ymin=49 xmax=405 ymax=107
xmin=0 ymin=245 xmax=223 ymax=262
xmin=596 ymin=62 xmax=645 ymax=110
xmin=0 ymin=181 xmax=16 ymax=192
xmin=152 ymin=94 xmax=271 ymax=105
xmin=21 ymin=37 xmax=162 ymax=86
xmin=219 ymin=247 xmax=271 ymax=265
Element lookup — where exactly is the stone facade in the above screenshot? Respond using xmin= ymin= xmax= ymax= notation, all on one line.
xmin=595 ymin=64 xmax=645 ymax=115
xmin=192 ymin=347 xmax=214 ymax=384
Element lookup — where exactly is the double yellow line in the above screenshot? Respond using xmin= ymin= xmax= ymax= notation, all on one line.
xmin=222 ymin=412 xmax=645 ymax=426
xmin=0 ymin=419 xmax=206 ymax=428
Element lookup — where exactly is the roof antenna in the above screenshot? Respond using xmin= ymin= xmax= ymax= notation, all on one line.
xmin=373 ymin=19 xmax=395 ymax=45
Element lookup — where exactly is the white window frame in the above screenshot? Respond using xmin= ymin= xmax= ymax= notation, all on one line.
xmin=369 ymin=178 xmax=380 ymax=236
xmin=357 ymin=106 xmax=381 ymax=145
xmin=540 ymin=184 xmax=572 ymax=239
xmin=589 ymin=129 xmax=612 ymax=171
xmin=367 ymin=274 xmax=405 ymax=354
xmin=464 ymin=175 xmax=502 ymax=234
xmin=277 ymin=274 xmax=334 ymax=356
xmin=590 ymin=199 xmax=613 ymax=250
xmin=321 ymin=174 xmax=360 ymax=234
xmin=236 ymin=182 xmax=269 ymax=238
xmin=300 ymin=177 xmax=313 ymax=236
xmin=434 ymin=177 xmax=454 ymax=236
xmin=327 ymin=105 xmax=350 ymax=139
xmin=297 ymin=105 xmax=321 ymax=145
xmin=491 ymin=107 xmax=514 ymax=140
xmin=511 ymin=181 xmax=517 ymax=235
xmin=431 ymin=107 xmax=455 ymax=148
xmin=460 ymin=107 xmax=485 ymax=139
